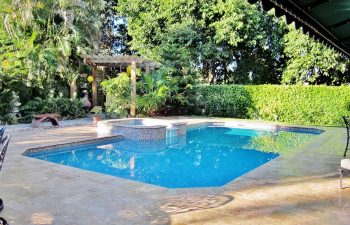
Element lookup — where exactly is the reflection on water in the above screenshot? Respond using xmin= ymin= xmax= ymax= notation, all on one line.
xmin=33 ymin=127 xmax=318 ymax=188
xmin=246 ymin=130 xmax=317 ymax=154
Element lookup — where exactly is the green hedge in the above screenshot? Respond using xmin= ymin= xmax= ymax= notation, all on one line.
xmin=188 ymin=85 xmax=252 ymax=118
xmin=188 ymin=85 xmax=350 ymax=126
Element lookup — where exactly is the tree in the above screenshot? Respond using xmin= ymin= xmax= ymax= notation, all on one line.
xmin=282 ymin=25 xmax=349 ymax=85
xmin=100 ymin=0 xmax=132 ymax=55
xmin=117 ymin=0 xmax=286 ymax=84
xmin=0 ymin=0 xmax=105 ymax=99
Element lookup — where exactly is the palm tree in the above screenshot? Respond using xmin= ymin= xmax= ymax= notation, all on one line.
xmin=0 ymin=0 xmax=105 ymax=98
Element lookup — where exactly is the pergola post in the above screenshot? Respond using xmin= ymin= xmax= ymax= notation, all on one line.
xmin=92 ymin=66 xmax=98 ymax=107
xmin=130 ymin=61 xmax=137 ymax=117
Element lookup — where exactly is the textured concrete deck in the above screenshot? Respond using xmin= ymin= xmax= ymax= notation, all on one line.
xmin=0 ymin=118 xmax=349 ymax=225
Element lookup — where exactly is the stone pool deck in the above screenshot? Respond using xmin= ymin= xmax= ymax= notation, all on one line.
xmin=0 ymin=117 xmax=349 ymax=225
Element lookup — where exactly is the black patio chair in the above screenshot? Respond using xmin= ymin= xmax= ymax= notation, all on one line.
xmin=0 ymin=134 xmax=10 ymax=219
xmin=0 ymin=135 xmax=11 ymax=172
xmin=0 ymin=128 xmax=5 ymax=141
xmin=0 ymin=217 xmax=7 ymax=225
xmin=340 ymin=116 xmax=350 ymax=188
xmin=0 ymin=131 xmax=4 ymax=213
xmin=342 ymin=116 xmax=350 ymax=157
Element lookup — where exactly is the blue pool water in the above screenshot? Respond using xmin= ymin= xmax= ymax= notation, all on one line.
xmin=27 ymin=126 xmax=319 ymax=188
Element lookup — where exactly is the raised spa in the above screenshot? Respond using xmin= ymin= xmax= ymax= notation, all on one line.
xmin=97 ymin=118 xmax=187 ymax=140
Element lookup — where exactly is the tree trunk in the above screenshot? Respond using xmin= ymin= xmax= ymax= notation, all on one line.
xmin=69 ymin=78 xmax=77 ymax=99
xmin=202 ymin=60 xmax=209 ymax=81
xmin=209 ymin=64 xmax=216 ymax=84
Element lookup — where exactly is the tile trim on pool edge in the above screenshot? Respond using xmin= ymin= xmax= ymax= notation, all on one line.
xmin=22 ymin=135 xmax=123 ymax=156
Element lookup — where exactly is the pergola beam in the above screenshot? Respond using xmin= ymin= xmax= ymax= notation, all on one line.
xmin=84 ymin=55 xmax=161 ymax=69
xmin=85 ymin=62 xmax=161 ymax=68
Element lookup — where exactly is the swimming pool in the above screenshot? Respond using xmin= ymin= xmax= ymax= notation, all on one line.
xmin=24 ymin=125 xmax=321 ymax=188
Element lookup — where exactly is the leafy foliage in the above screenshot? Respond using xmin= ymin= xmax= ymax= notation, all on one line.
xmin=0 ymin=76 xmax=16 ymax=124
xmin=188 ymin=85 xmax=252 ymax=118
xmin=189 ymin=85 xmax=350 ymax=126
xmin=282 ymin=26 xmax=348 ymax=85
xmin=0 ymin=0 xmax=104 ymax=123
xmin=101 ymin=67 xmax=191 ymax=117
xmin=137 ymin=74 xmax=170 ymax=115
xmin=138 ymin=67 xmax=195 ymax=115
xmin=136 ymin=69 xmax=172 ymax=115
xmin=100 ymin=0 xmax=132 ymax=54
xmin=0 ymin=0 xmax=104 ymax=87
xmin=101 ymin=72 xmax=131 ymax=117
xmin=20 ymin=91 xmax=86 ymax=122
xmin=117 ymin=0 xmax=350 ymax=85
xmin=117 ymin=0 xmax=286 ymax=84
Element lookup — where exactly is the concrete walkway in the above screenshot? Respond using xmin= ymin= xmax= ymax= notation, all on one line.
xmin=4 ymin=118 xmax=92 ymax=132
xmin=0 ymin=118 xmax=349 ymax=225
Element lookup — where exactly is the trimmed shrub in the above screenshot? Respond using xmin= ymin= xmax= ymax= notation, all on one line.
xmin=188 ymin=85 xmax=252 ymax=118
xmin=188 ymin=85 xmax=350 ymax=126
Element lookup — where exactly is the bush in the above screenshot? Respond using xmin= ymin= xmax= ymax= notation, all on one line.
xmin=101 ymin=73 xmax=131 ymax=117
xmin=101 ymin=68 xmax=190 ymax=117
xmin=0 ymin=75 xmax=20 ymax=124
xmin=20 ymin=93 xmax=86 ymax=123
xmin=0 ymin=88 xmax=15 ymax=124
xmin=137 ymin=68 xmax=177 ymax=116
xmin=188 ymin=85 xmax=350 ymax=126
xmin=188 ymin=85 xmax=252 ymax=118
xmin=137 ymin=73 xmax=170 ymax=115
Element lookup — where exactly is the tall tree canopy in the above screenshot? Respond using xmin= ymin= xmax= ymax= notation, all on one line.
xmin=282 ymin=26 xmax=349 ymax=85
xmin=100 ymin=0 xmax=132 ymax=55
xmin=117 ymin=0 xmax=286 ymax=84
xmin=1 ymin=0 xmax=349 ymax=95
xmin=118 ymin=0 xmax=349 ymax=85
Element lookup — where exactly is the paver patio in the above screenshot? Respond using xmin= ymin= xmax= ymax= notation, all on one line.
xmin=0 ymin=117 xmax=349 ymax=225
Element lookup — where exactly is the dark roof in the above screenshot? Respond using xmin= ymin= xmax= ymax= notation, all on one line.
xmin=248 ymin=0 xmax=350 ymax=57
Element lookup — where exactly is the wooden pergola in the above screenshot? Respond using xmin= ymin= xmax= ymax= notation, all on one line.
xmin=84 ymin=55 xmax=161 ymax=117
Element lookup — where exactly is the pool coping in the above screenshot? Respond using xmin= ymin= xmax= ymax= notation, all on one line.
xmin=97 ymin=118 xmax=187 ymax=129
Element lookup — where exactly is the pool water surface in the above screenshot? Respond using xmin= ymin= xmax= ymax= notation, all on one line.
xmin=26 ymin=126 xmax=320 ymax=188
